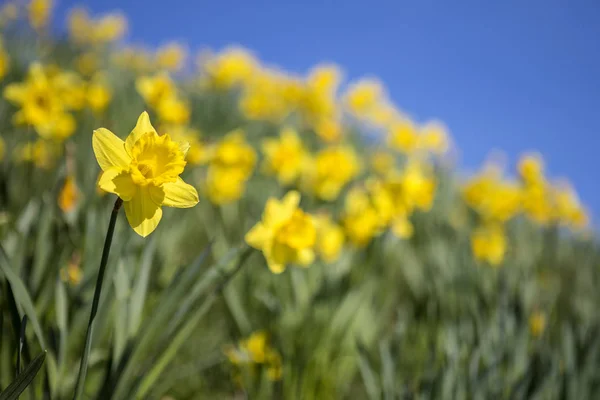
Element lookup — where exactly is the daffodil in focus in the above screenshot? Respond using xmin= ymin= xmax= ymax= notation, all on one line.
xmin=245 ymin=191 xmax=316 ymax=273
xmin=315 ymin=214 xmax=345 ymax=263
xmin=58 ymin=175 xmax=81 ymax=213
xmin=471 ymin=223 xmax=506 ymax=266
xmin=262 ymin=127 xmax=308 ymax=185
xmin=28 ymin=0 xmax=52 ymax=30
xmin=93 ymin=111 xmax=199 ymax=237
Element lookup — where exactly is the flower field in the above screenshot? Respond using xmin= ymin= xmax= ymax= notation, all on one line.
xmin=0 ymin=2 xmax=599 ymax=399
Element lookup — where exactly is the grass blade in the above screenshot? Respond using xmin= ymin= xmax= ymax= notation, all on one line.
xmin=0 ymin=351 xmax=46 ymax=400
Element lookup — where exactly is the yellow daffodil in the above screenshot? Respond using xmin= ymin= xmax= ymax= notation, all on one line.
xmin=155 ymin=42 xmax=187 ymax=71
xmin=344 ymin=78 xmax=384 ymax=118
xmin=201 ymin=47 xmax=257 ymax=89
xmin=58 ymin=175 xmax=81 ymax=213
xmin=518 ymin=153 xmax=544 ymax=184
xmin=529 ymin=312 xmax=546 ymax=337
xmin=343 ymin=187 xmax=383 ymax=247
xmin=16 ymin=139 xmax=58 ymax=169
xmin=164 ymin=125 xmax=211 ymax=165
xmin=388 ymin=119 xmax=418 ymax=154
xmin=75 ymin=52 xmax=100 ymax=77
xmin=262 ymin=127 xmax=308 ymax=185
xmin=87 ymin=75 xmax=112 ymax=114
xmin=60 ymin=252 xmax=83 ymax=286
xmin=92 ymin=13 xmax=127 ymax=44
xmin=245 ymin=191 xmax=316 ymax=273
xmin=315 ymin=214 xmax=345 ymax=263
xmin=0 ymin=37 xmax=8 ymax=81
xmin=93 ymin=112 xmax=199 ymax=237
xmin=420 ymin=121 xmax=450 ymax=154
xmin=224 ymin=331 xmax=283 ymax=382
xmin=304 ymin=145 xmax=361 ymax=201
xmin=28 ymin=0 xmax=52 ymax=30
xmin=314 ymin=118 xmax=343 ymax=143
xmin=156 ymin=95 xmax=190 ymax=125
xmin=205 ymin=166 xmax=248 ymax=205
xmin=4 ymin=63 xmax=77 ymax=140
xmin=552 ymin=183 xmax=588 ymax=229
xmin=136 ymin=73 xmax=177 ymax=108
xmin=211 ymin=130 xmax=256 ymax=177
xmin=370 ymin=150 xmax=395 ymax=175
xmin=471 ymin=223 xmax=506 ymax=266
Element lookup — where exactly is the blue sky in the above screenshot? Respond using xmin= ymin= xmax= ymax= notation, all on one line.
xmin=53 ymin=0 xmax=600 ymax=215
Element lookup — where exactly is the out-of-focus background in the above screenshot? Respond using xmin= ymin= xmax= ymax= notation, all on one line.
xmin=1 ymin=1 xmax=599 ymax=399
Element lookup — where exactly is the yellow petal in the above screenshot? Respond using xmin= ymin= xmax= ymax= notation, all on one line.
xmin=264 ymin=191 xmax=300 ymax=227
xmin=177 ymin=141 xmax=190 ymax=157
xmin=97 ymin=167 xmax=137 ymax=201
xmin=4 ymin=84 xmax=26 ymax=104
xmin=124 ymin=187 xmax=163 ymax=237
xmin=265 ymin=255 xmax=286 ymax=274
xmin=245 ymin=223 xmax=272 ymax=249
xmin=297 ymin=248 xmax=315 ymax=266
xmin=92 ymin=128 xmax=131 ymax=171
xmin=160 ymin=178 xmax=199 ymax=208
xmin=125 ymin=111 xmax=158 ymax=155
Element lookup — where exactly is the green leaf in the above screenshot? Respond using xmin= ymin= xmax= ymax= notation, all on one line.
xmin=0 ymin=245 xmax=47 ymax=350
xmin=128 ymin=238 xmax=156 ymax=337
xmin=0 ymin=351 xmax=46 ymax=400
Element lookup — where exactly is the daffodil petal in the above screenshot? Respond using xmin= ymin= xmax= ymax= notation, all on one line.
xmin=126 ymin=111 xmax=158 ymax=155
xmin=264 ymin=191 xmax=300 ymax=227
xmin=297 ymin=248 xmax=315 ymax=266
xmin=178 ymin=141 xmax=190 ymax=157
xmin=97 ymin=167 xmax=137 ymax=201
xmin=245 ymin=223 xmax=271 ymax=249
xmin=265 ymin=256 xmax=286 ymax=274
xmin=161 ymin=178 xmax=199 ymax=208
xmin=3 ymin=84 xmax=27 ymax=104
xmin=92 ymin=128 xmax=131 ymax=171
xmin=124 ymin=187 xmax=163 ymax=237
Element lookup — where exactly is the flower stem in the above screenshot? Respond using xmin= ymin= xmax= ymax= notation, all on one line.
xmin=73 ymin=197 xmax=123 ymax=400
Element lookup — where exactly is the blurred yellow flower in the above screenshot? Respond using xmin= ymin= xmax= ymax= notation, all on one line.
xmin=344 ymin=78 xmax=384 ymax=118
xmin=343 ymin=187 xmax=383 ymax=247
xmin=75 ymin=52 xmax=99 ymax=77
xmin=518 ymin=153 xmax=544 ymax=184
xmin=370 ymin=150 xmax=395 ymax=175
xmin=28 ymin=0 xmax=52 ymax=30
xmin=0 ymin=37 xmax=8 ymax=81
xmin=304 ymin=145 xmax=361 ymax=201
xmin=420 ymin=121 xmax=450 ymax=154
xmin=314 ymin=118 xmax=343 ymax=143
xmin=211 ymin=130 xmax=256 ymax=177
xmin=156 ymin=95 xmax=190 ymax=125
xmin=4 ymin=63 xmax=76 ymax=140
xmin=224 ymin=331 xmax=283 ymax=382
xmin=239 ymin=70 xmax=291 ymax=121
xmin=262 ymin=127 xmax=308 ymax=185
xmin=529 ymin=312 xmax=546 ymax=337
xmin=388 ymin=119 xmax=418 ymax=154
xmin=17 ymin=139 xmax=58 ymax=169
xmin=521 ymin=182 xmax=553 ymax=225
xmin=315 ymin=214 xmax=345 ymax=263
xmin=471 ymin=223 xmax=506 ymax=266
xmin=205 ymin=166 xmax=248 ymax=205
xmin=68 ymin=8 xmax=127 ymax=45
xmin=60 ymin=252 xmax=83 ymax=286
xmin=155 ymin=42 xmax=187 ymax=71
xmin=245 ymin=191 xmax=316 ymax=273
xmin=136 ymin=73 xmax=177 ymax=108
xmin=552 ymin=183 xmax=588 ymax=229
xmin=201 ymin=47 xmax=257 ymax=89
xmin=391 ymin=216 xmax=414 ymax=239
xmin=87 ymin=75 xmax=112 ymax=114
xmin=93 ymin=112 xmax=199 ymax=237
xmin=58 ymin=175 xmax=81 ymax=213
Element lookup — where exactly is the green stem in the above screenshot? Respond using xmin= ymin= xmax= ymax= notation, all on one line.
xmin=72 ymin=197 xmax=123 ymax=400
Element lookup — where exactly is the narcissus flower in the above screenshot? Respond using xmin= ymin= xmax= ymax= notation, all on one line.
xmin=471 ymin=223 xmax=506 ymax=266
xmin=155 ymin=42 xmax=187 ymax=71
xmin=245 ymin=191 xmax=316 ymax=273
xmin=303 ymin=145 xmax=361 ymax=201
xmin=93 ymin=112 xmax=199 ymax=237
xmin=224 ymin=330 xmax=283 ymax=382
xmin=262 ymin=127 xmax=308 ymax=185
xmin=315 ymin=214 xmax=345 ymax=263
xmin=58 ymin=175 xmax=81 ymax=213
xmin=28 ymin=0 xmax=52 ymax=30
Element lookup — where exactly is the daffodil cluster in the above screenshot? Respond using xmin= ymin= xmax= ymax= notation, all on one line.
xmin=224 ymin=331 xmax=283 ymax=383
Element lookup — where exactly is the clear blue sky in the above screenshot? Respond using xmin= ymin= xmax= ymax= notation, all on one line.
xmin=53 ymin=0 xmax=600 ymax=216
